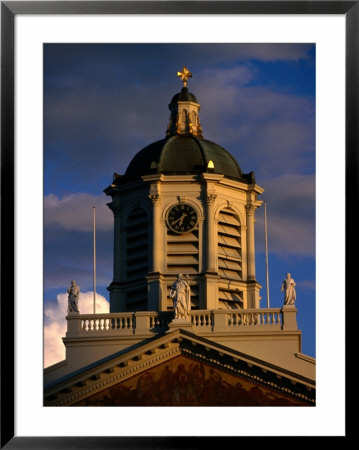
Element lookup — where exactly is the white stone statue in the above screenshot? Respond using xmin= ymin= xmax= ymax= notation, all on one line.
xmin=170 ymin=274 xmax=191 ymax=319
xmin=67 ymin=280 xmax=80 ymax=313
xmin=281 ymin=273 xmax=296 ymax=306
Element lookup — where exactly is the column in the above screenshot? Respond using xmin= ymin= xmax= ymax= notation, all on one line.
xmin=108 ymin=201 xmax=122 ymax=282
xmin=206 ymin=193 xmax=217 ymax=272
xmin=148 ymin=193 xmax=163 ymax=310
xmin=149 ymin=193 xmax=162 ymax=273
xmin=107 ymin=200 xmax=124 ymax=311
xmin=245 ymin=204 xmax=256 ymax=281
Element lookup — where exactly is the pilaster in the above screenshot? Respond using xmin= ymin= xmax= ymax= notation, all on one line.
xmin=205 ymin=192 xmax=217 ymax=273
xmin=108 ymin=283 xmax=126 ymax=312
xmin=202 ymin=272 xmax=220 ymax=310
xmin=146 ymin=273 xmax=167 ymax=311
xmin=245 ymin=203 xmax=256 ymax=281
xmin=107 ymin=200 xmax=122 ymax=283
xmin=246 ymin=280 xmax=262 ymax=309
xmin=149 ymin=189 xmax=163 ymax=273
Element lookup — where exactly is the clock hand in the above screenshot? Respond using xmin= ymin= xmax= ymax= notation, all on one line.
xmin=178 ymin=215 xmax=187 ymax=226
xmin=172 ymin=213 xmax=187 ymax=225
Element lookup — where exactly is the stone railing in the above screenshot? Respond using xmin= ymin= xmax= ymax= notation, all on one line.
xmin=66 ymin=306 xmax=297 ymax=338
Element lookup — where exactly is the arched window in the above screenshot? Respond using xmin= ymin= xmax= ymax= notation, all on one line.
xmin=125 ymin=208 xmax=149 ymax=311
xmin=217 ymin=208 xmax=243 ymax=309
xmin=165 ymin=208 xmax=199 ymax=310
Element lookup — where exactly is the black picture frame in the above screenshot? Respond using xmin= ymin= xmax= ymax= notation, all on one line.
xmin=1 ymin=1 xmax=353 ymax=448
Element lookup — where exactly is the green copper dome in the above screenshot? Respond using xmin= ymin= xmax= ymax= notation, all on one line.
xmin=119 ymin=135 xmax=255 ymax=184
xmin=110 ymin=68 xmax=255 ymax=186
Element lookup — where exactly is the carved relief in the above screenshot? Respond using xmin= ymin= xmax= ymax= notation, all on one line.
xmin=74 ymin=356 xmax=310 ymax=407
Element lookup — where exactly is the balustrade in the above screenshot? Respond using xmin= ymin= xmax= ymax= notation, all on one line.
xmin=190 ymin=310 xmax=213 ymax=328
xmin=226 ymin=309 xmax=282 ymax=328
xmin=67 ymin=307 xmax=286 ymax=338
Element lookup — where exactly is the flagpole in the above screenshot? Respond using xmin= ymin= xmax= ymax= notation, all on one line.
xmin=93 ymin=206 xmax=96 ymax=315
xmin=264 ymin=201 xmax=270 ymax=308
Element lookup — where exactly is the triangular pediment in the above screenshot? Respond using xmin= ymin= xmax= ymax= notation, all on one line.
xmin=44 ymin=329 xmax=315 ymax=406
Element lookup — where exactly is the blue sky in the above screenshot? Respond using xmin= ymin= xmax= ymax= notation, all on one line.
xmin=43 ymin=43 xmax=315 ymax=366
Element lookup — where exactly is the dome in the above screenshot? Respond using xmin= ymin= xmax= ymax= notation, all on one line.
xmin=109 ymin=67 xmax=256 ymax=187
xmin=120 ymin=134 xmax=255 ymax=184
xmin=169 ymin=87 xmax=199 ymax=106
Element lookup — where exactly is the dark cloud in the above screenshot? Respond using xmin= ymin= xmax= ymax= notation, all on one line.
xmin=44 ymin=44 xmax=315 ymax=194
xmin=255 ymin=174 xmax=315 ymax=257
xmin=44 ymin=227 xmax=113 ymax=291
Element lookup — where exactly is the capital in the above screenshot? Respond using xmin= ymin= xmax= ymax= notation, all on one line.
xmin=107 ymin=201 xmax=121 ymax=217
xmin=206 ymin=193 xmax=217 ymax=205
xmin=149 ymin=193 xmax=161 ymax=206
xmin=245 ymin=204 xmax=256 ymax=215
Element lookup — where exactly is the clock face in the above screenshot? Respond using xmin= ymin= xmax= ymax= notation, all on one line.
xmin=167 ymin=203 xmax=198 ymax=234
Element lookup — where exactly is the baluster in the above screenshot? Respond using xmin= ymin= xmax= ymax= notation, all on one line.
xmin=233 ymin=313 xmax=238 ymax=326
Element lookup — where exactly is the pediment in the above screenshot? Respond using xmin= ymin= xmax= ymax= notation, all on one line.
xmin=44 ymin=329 xmax=315 ymax=406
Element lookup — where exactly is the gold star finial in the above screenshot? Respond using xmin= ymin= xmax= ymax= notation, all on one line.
xmin=177 ymin=66 xmax=192 ymax=87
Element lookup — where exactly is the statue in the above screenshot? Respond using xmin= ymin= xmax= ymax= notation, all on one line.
xmin=67 ymin=280 xmax=80 ymax=313
xmin=170 ymin=274 xmax=191 ymax=319
xmin=281 ymin=273 xmax=296 ymax=306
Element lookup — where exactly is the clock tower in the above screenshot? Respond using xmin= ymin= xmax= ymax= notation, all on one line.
xmin=45 ymin=67 xmax=315 ymax=407
xmin=104 ymin=67 xmax=264 ymax=314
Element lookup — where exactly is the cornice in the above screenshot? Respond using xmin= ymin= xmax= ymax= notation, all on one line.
xmin=46 ymin=343 xmax=181 ymax=406
xmin=45 ymin=329 xmax=315 ymax=406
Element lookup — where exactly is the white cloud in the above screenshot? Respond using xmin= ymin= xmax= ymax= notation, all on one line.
xmin=44 ymin=290 xmax=109 ymax=368
xmin=44 ymin=193 xmax=113 ymax=232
